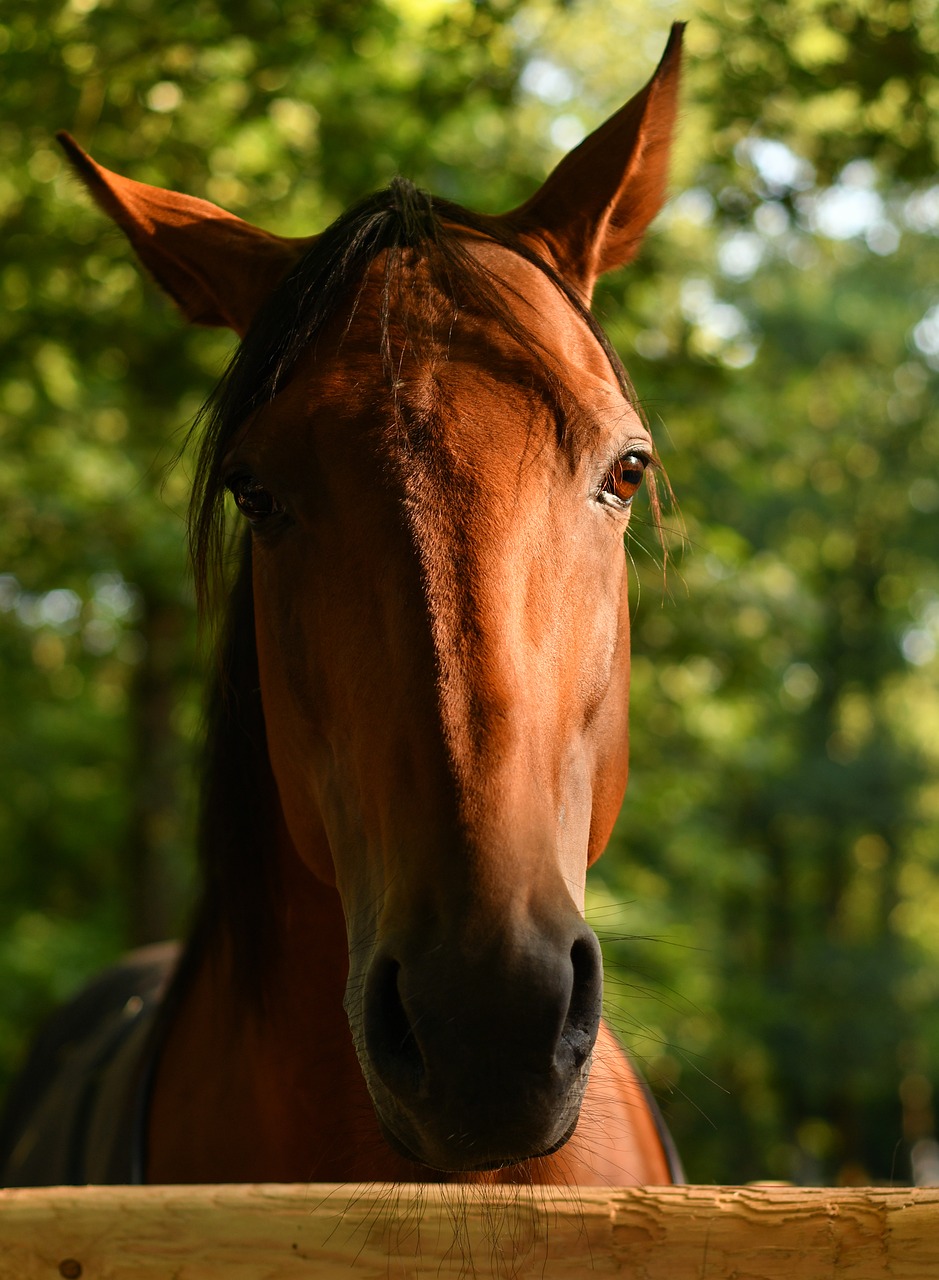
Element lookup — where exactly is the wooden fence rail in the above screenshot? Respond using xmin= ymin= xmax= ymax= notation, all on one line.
xmin=1 ymin=1184 xmax=938 ymax=1279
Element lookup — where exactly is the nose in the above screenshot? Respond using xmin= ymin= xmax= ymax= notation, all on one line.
xmin=360 ymin=920 xmax=603 ymax=1170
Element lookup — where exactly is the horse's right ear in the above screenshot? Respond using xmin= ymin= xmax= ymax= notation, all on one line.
xmin=56 ymin=133 xmax=314 ymax=337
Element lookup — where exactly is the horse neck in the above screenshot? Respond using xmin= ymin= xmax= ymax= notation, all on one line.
xmin=148 ymin=814 xmax=387 ymax=1182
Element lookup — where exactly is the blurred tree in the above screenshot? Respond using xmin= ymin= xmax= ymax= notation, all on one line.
xmin=1 ymin=0 xmax=937 ymax=1186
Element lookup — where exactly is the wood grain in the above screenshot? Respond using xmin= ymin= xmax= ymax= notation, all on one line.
xmin=1 ymin=1184 xmax=937 ymax=1279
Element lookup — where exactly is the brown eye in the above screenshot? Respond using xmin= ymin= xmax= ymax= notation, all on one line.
xmin=228 ymin=475 xmax=282 ymax=523
xmin=599 ymin=453 xmax=648 ymax=508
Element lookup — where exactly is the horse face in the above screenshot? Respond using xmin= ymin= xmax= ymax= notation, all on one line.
xmin=61 ymin=27 xmax=682 ymax=1172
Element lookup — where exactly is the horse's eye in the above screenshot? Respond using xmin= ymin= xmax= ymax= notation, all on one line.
xmin=599 ymin=453 xmax=648 ymax=507
xmin=228 ymin=475 xmax=282 ymax=523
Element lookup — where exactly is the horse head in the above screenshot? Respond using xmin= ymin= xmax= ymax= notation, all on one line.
xmin=59 ymin=26 xmax=682 ymax=1174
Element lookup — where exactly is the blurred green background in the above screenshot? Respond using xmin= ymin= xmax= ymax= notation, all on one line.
xmin=1 ymin=0 xmax=937 ymax=1186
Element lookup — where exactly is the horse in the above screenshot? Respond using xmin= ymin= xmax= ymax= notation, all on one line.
xmin=0 ymin=25 xmax=685 ymax=1187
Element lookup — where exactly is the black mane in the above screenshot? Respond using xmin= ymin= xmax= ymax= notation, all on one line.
xmin=183 ymin=178 xmax=649 ymax=998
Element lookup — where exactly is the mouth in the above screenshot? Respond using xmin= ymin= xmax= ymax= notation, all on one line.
xmin=362 ymin=1044 xmax=593 ymax=1175
xmin=376 ymin=1109 xmax=582 ymax=1173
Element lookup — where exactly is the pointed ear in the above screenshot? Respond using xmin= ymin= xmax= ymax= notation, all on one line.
xmin=56 ymin=133 xmax=314 ymax=337
xmin=502 ymin=23 xmax=684 ymax=300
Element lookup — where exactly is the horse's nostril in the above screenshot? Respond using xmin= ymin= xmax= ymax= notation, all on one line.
xmin=363 ymin=955 xmax=425 ymax=1099
xmin=359 ymin=928 xmax=603 ymax=1169
xmin=561 ymin=933 xmax=603 ymax=1068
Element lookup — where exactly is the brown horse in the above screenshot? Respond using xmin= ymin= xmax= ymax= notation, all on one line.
xmin=1 ymin=27 xmax=684 ymax=1186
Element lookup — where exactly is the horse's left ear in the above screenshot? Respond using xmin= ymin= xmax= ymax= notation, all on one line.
xmin=56 ymin=132 xmax=314 ymax=336
xmin=502 ymin=22 xmax=684 ymax=300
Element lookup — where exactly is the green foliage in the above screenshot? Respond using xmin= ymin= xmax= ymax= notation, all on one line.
xmin=2 ymin=0 xmax=937 ymax=1185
